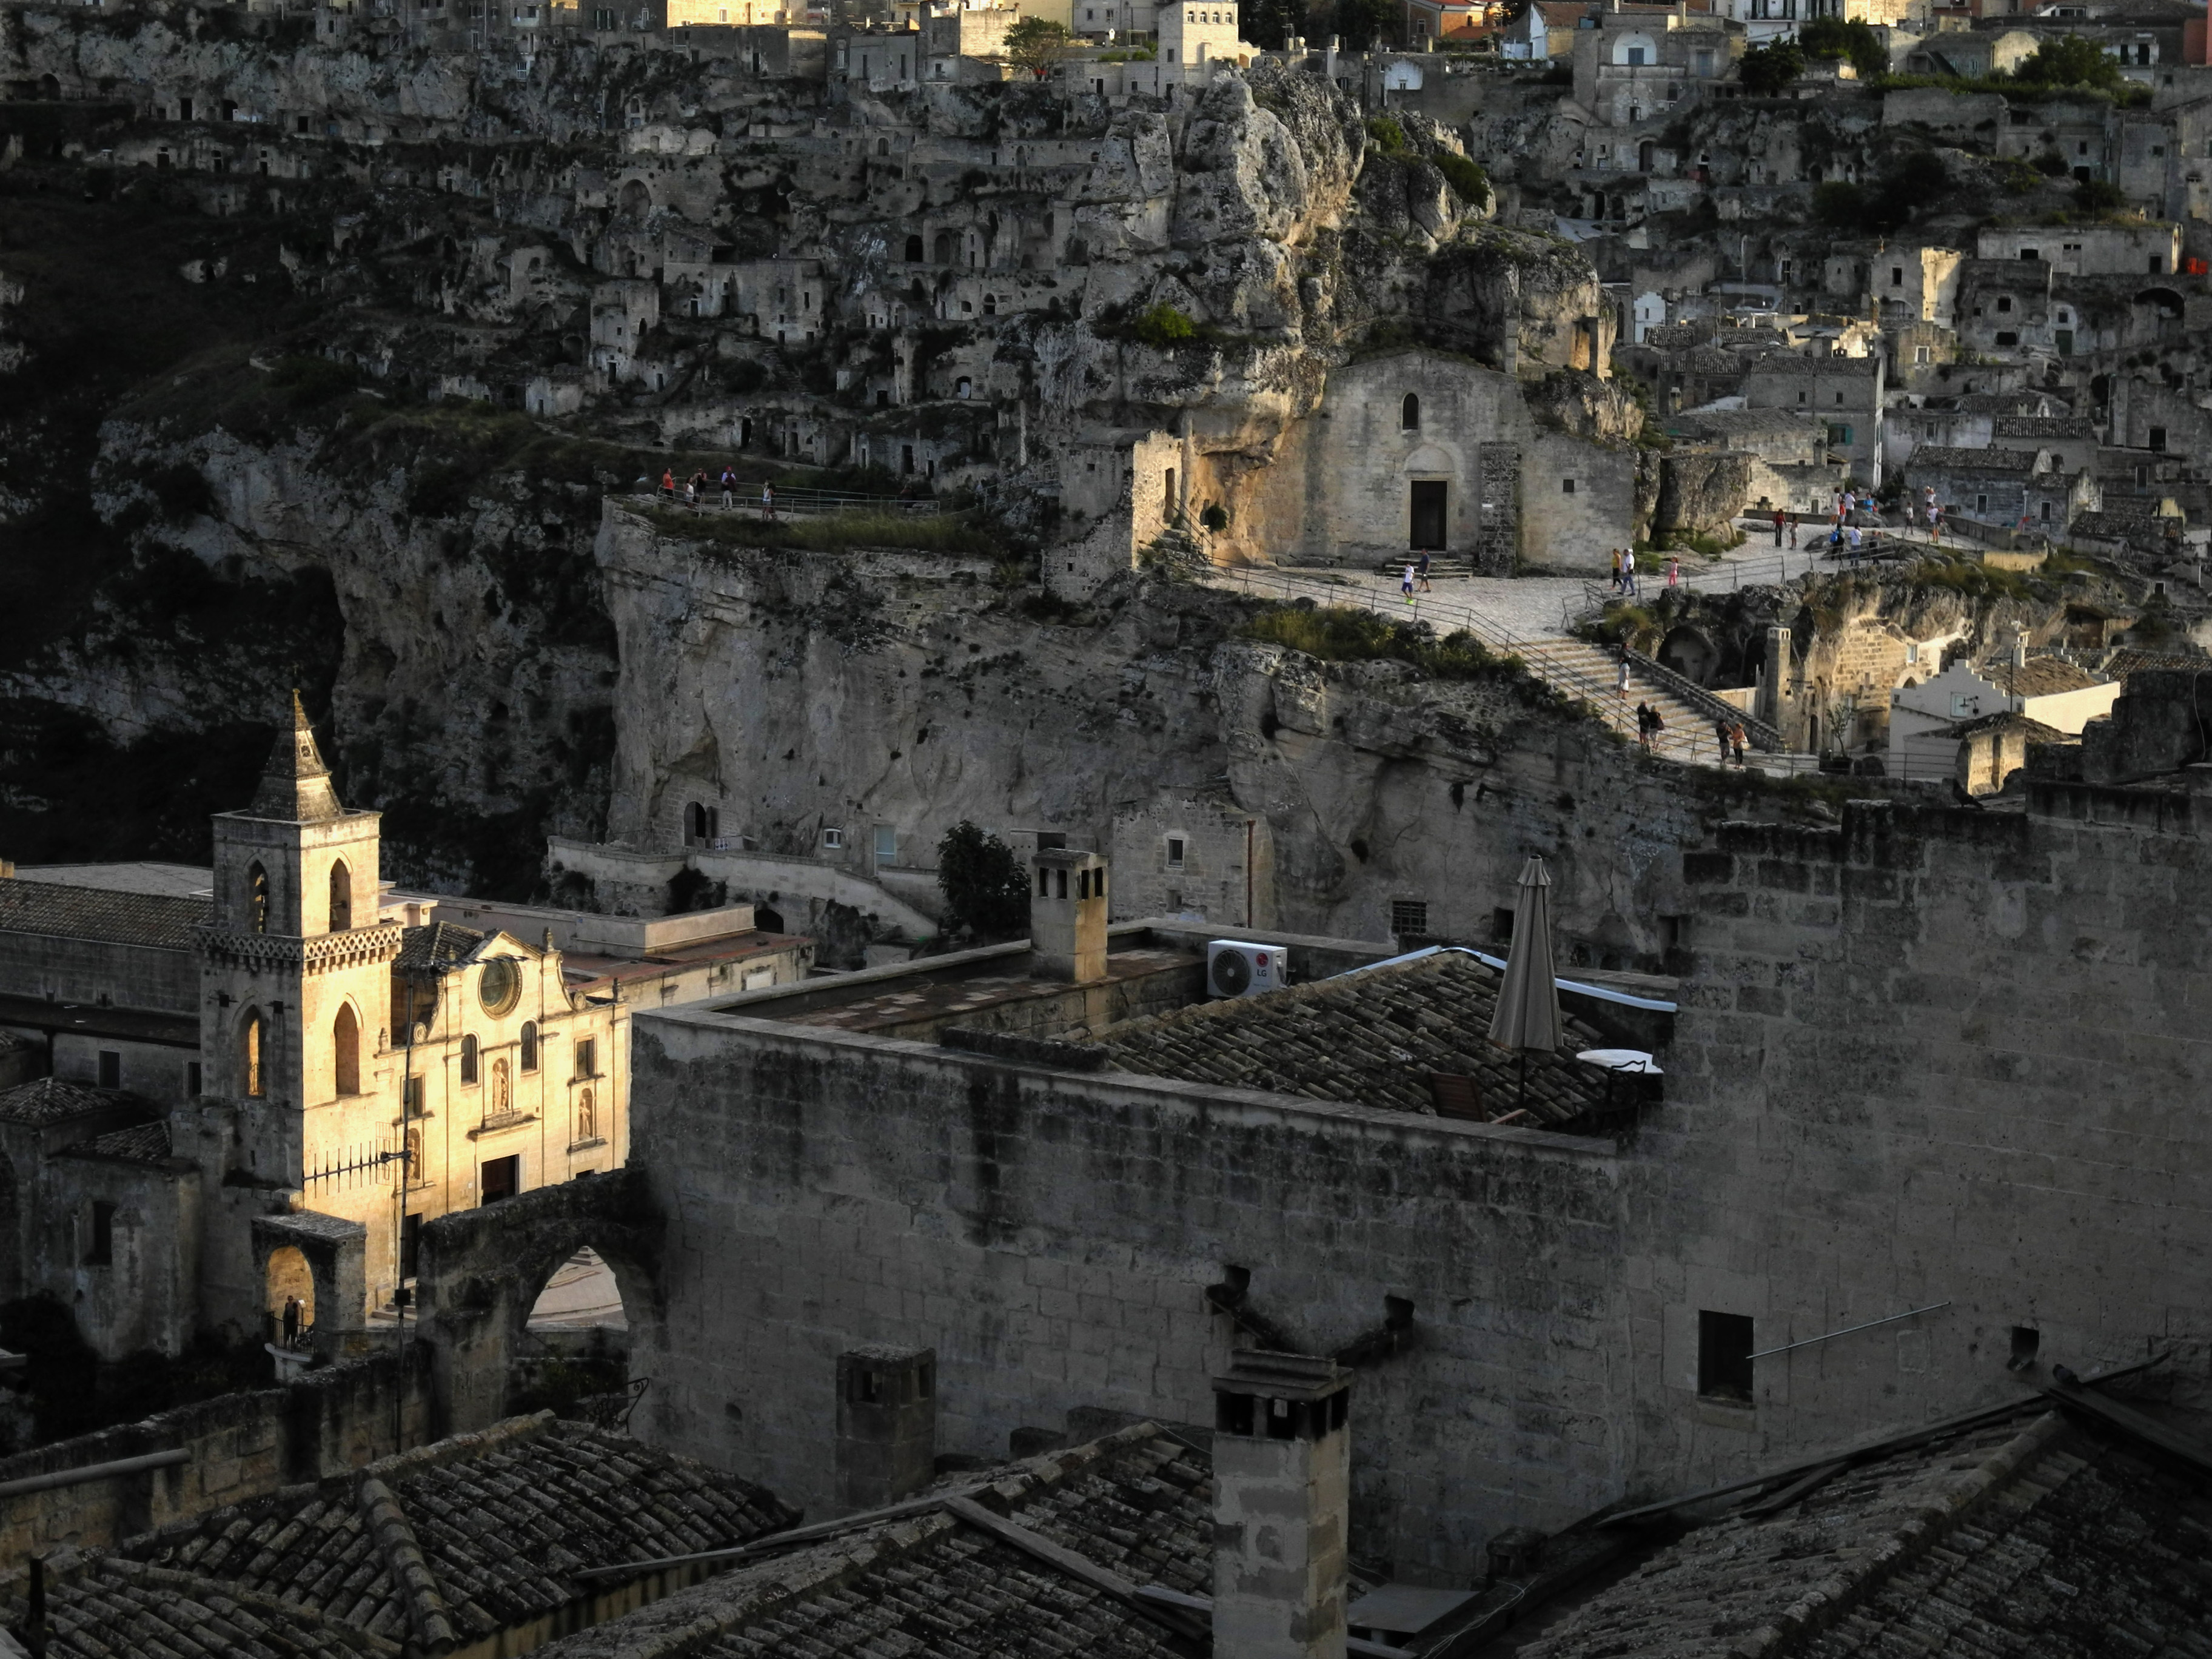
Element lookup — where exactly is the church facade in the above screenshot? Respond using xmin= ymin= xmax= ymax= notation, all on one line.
xmin=0 ymin=700 xmax=651 ymax=1360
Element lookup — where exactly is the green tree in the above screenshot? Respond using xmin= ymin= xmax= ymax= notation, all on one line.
xmin=1799 ymin=16 xmax=1886 ymax=79
xmin=1133 ymin=303 xmax=1197 ymax=347
xmin=1870 ymin=147 xmax=1946 ymax=229
xmin=1331 ymin=0 xmax=1396 ymax=51
xmin=936 ymin=821 xmax=1031 ymax=940
xmin=1739 ymin=40 xmax=1805 ymax=96
xmin=1811 ymin=179 xmax=1868 ymax=227
xmin=2014 ymin=33 xmax=2121 ymax=89
xmin=1243 ymin=0 xmax=1297 ymax=49
xmin=1005 ymin=15 xmax=1073 ymax=76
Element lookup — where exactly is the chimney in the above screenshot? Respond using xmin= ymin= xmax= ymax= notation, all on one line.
xmin=834 ymin=1344 xmax=936 ymax=1510
xmin=1212 ymin=1351 xmax=1352 ymax=1659
xmin=1030 ymin=849 xmax=1108 ymax=983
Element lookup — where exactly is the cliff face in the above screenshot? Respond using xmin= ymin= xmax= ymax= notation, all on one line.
xmin=0 ymin=8 xmax=1615 ymax=899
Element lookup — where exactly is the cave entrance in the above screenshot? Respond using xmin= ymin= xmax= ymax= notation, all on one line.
xmin=1410 ymin=480 xmax=1447 ymax=550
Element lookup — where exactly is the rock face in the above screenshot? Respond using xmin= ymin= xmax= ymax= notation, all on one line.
xmin=0 ymin=7 xmax=1620 ymax=901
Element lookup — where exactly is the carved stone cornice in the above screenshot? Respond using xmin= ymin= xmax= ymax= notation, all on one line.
xmin=197 ymin=923 xmax=404 ymax=975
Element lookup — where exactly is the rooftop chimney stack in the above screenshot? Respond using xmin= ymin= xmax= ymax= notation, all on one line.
xmin=1030 ymin=848 xmax=1108 ymax=984
xmin=834 ymin=1344 xmax=937 ymax=1512
xmin=1212 ymin=1350 xmax=1352 ymax=1659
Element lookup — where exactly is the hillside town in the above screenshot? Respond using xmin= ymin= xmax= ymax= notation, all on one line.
xmin=2 ymin=0 xmax=2212 ymax=1649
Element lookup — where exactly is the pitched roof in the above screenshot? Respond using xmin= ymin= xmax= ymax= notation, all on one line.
xmin=394 ymin=920 xmax=487 ymax=974
xmin=1907 ymin=446 xmax=2045 ymax=475
xmin=0 ymin=878 xmax=208 ymax=950
xmin=0 ymin=1552 xmax=394 ymax=1659
xmin=1944 ymin=709 xmax=2068 ymax=740
xmin=0 ymin=1079 xmax=149 ymax=1128
xmin=1520 ymin=1408 xmax=2212 ymax=1659
xmin=1090 ymin=951 xmax=1612 ymax=1132
xmin=534 ymin=1421 xmax=1221 ymax=1659
xmin=247 ymin=691 xmax=347 ymax=823
xmin=1992 ymin=414 xmax=2096 ymax=440
xmin=1976 ymin=655 xmax=2107 ymax=697
xmin=121 ymin=1413 xmax=798 ymax=1651
xmin=67 ymin=1119 xmax=174 ymax=1162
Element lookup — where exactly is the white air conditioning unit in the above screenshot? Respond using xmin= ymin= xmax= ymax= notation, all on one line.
xmin=1207 ymin=940 xmax=1281 ymax=1000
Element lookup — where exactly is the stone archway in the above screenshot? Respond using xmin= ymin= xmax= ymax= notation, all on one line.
xmin=251 ymin=1212 xmax=368 ymax=1358
xmin=414 ymin=1168 xmax=663 ymax=1438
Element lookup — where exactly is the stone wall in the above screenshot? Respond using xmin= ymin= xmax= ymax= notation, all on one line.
xmin=0 ymin=933 xmax=196 ymax=1014
xmin=0 ymin=1347 xmax=432 ymax=1563
xmin=623 ymin=1007 xmax=1628 ymax=1582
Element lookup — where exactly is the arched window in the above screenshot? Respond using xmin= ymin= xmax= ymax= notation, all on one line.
xmin=243 ymin=1010 xmax=266 ymax=1098
xmin=956 ymin=377 xmax=973 ymax=399
xmin=905 ymin=233 xmax=923 ymax=261
xmin=460 ymin=1034 xmax=479 ymax=1085
xmin=520 ymin=1021 xmax=539 ymax=1072
xmin=984 ymin=293 xmax=997 ymax=315
xmin=578 ymin=1087 xmax=598 ymax=1142
xmin=933 ymin=230 xmax=955 ymax=265
xmin=876 ymin=136 xmax=890 ymax=156
xmin=333 ymin=1004 xmax=360 ymax=1096
xmin=247 ymin=862 xmax=269 ymax=934
xmin=1401 ymin=394 xmax=1420 ymax=432
xmin=328 ymin=860 xmax=351 ymax=933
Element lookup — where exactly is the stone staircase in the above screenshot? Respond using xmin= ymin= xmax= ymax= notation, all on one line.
xmin=1142 ymin=519 xmax=1210 ymax=578
xmin=1373 ymin=557 xmax=1479 ymax=580
xmin=1513 ymin=637 xmax=1758 ymax=767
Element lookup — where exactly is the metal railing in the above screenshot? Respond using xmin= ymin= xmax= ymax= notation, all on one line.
xmin=635 ymin=482 xmax=943 ymax=517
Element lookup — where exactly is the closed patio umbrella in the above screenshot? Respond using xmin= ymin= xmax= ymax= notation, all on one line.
xmin=1489 ymin=856 xmax=1563 ymax=1108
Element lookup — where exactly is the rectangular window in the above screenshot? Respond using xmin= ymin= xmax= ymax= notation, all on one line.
xmin=1492 ymin=905 xmax=1516 ymax=942
xmin=403 ymin=1074 xmax=423 ymax=1115
xmin=1390 ymin=899 xmax=1429 ymax=937
xmin=400 ymin=1213 xmax=423 ymax=1280
xmin=1915 ymin=346 xmax=1930 ymax=364
xmin=1167 ymin=836 xmax=1186 ymax=868
xmin=480 ymin=1155 xmax=521 ymax=1204
xmin=2150 ymin=426 xmax=2168 ymax=452
xmin=85 ymin=1202 xmax=116 ymax=1267
xmin=1976 ymin=494 xmax=1989 ymax=514
xmin=1626 ymin=45 xmax=1645 ymax=64
xmin=874 ymin=825 xmax=898 ymax=863
xmin=96 ymin=1051 xmax=119 ymax=1089
xmin=822 ymin=826 xmax=844 ymax=848
xmin=1561 ymin=478 xmax=1576 ymax=494
xmin=575 ymin=1038 xmax=597 ymax=1079
xmin=187 ymin=1061 xmax=203 ymax=1096
xmin=1697 ymin=1310 xmax=1755 ymax=1402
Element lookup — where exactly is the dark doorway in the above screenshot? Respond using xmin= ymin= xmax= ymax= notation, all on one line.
xmin=1410 ymin=480 xmax=1447 ymax=549
xmin=481 ymin=1155 xmax=521 ymax=1204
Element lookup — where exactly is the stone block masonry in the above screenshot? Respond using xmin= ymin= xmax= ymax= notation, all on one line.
xmin=624 ymin=1008 xmax=1627 ymax=1583
xmin=615 ymin=780 xmax=2212 ymax=1578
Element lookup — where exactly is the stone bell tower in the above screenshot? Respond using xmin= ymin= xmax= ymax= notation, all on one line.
xmin=198 ymin=695 xmax=401 ymax=1194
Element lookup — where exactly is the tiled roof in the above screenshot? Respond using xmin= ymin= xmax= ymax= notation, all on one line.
xmin=394 ymin=920 xmax=486 ymax=974
xmin=1741 ymin=353 xmax=1882 ymax=377
xmin=1906 ymin=445 xmax=2043 ymax=475
xmin=1520 ymin=1409 xmax=2212 ymax=1659
xmin=0 ymin=1078 xmax=146 ymax=1128
xmin=0 ymin=1550 xmax=394 ymax=1659
xmin=122 ymin=1413 xmax=798 ymax=1649
xmin=1976 ymin=655 xmax=2106 ymax=697
xmin=1944 ymin=710 xmax=2067 ymax=740
xmin=0 ymin=879 xmax=208 ymax=950
xmin=535 ymin=1421 xmax=1221 ymax=1659
xmin=1091 ymin=951 xmax=1611 ymax=1131
xmin=1992 ymin=414 xmax=2096 ymax=440
xmin=67 ymin=1119 xmax=173 ymax=1162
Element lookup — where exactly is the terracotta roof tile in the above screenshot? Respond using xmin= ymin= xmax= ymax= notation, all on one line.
xmin=0 ymin=879 xmax=209 ymax=950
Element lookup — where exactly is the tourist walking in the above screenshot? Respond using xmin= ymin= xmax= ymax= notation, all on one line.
xmin=1615 ymin=653 xmax=1631 ymax=698
xmin=720 ymin=466 xmax=736 ymax=508
xmin=1610 ymin=546 xmax=1623 ymax=592
xmin=1714 ymin=716 xmax=1732 ymax=761
xmin=1772 ymin=508 xmax=1786 ymax=548
xmin=1415 ymin=551 xmax=1432 ymax=592
xmin=1635 ymin=702 xmax=1654 ymax=751
xmin=762 ymin=483 xmax=776 ymax=521
xmin=660 ymin=468 xmax=675 ymax=500
xmin=1731 ymin=721 xmax=1748 ymax=765
xmin=1666 ymin=554 xmax=1680 ymax=588
xmin=1402 ymin=563 xmax=1417 ymax=603
xmin=1621 ymin=548 xmax=1638 ymax=596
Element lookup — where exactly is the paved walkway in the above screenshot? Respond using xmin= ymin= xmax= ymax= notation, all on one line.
xmin=1201 ymin=561 xmax=1819 ymax=773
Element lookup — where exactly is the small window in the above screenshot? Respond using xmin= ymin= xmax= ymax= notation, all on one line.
xmin=575 ymin=1037 xmax=597 ymax=1079
xmin=2009 ymin=1324 xmax=2040 ymax=1370
xmin=1561 ymin=477 xmax=1577 ymax=495
xmin=2020 ymin=247 xmax=2039 ymax=261
xmin=84 ymin=1202 xmax=116 ymax=1267
xmin=874 ymin=825 xmax=898 ymax=863
xmin=1697 ymin=1310 xmax=1755 ymax=1403
xmin=1976 ymin=494 xmax=1989 ymax=515
xmin=1996 ymin=296 xmax=2013 ymax=313
xmin=403 ymin=1073 xmax=423 ymax=1114
xmin=1915 ymin=346 xmax=1931 ymax=365
xmin=1401 ymin=392 xmax=1420 ymax=431
xmin=1390 ymin=899 xmax=1429 ymax=937
xmin=1167 ymin=836 xmax=1186 ymax=868
xmin=96 ymin=1050 xmax=119 ymax=1090
xmin=2149 ymin=426 xmax=2168 ymax=452
xmin=520 ymin=1021 xmax=539 ymax=1073
xmin=187 ymin=1061 xmax=202 ymax=1096
xmin=1995 ymin=332 xmax=2019 ymax=346
xmin=460 ymin=1033 xmax=479 ymax=1085
xmin=480 ymin=1154 xmax=521 ymax=1204
xmin=1492 ymin=906 xmax=1515 ymax=942
xmin=823 ymin=826 xmax=845 ymax=849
